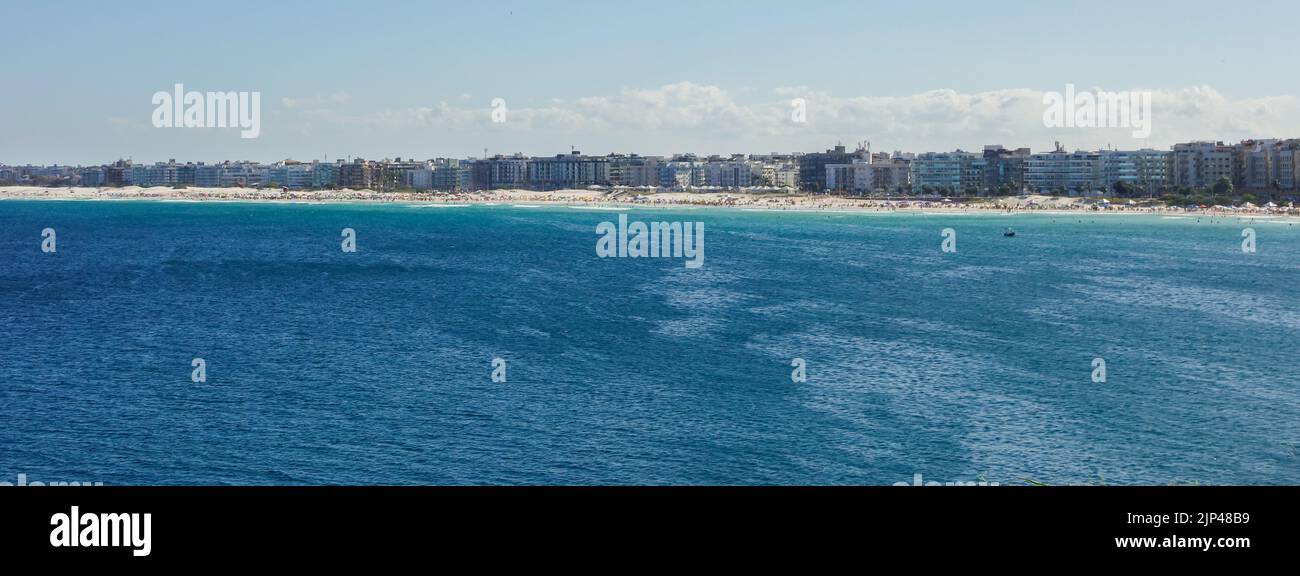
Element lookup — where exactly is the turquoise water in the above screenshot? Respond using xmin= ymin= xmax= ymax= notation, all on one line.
xmin=1 ymin=200 xmax=1298 ymax=485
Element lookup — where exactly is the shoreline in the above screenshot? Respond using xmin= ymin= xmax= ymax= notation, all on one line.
xmin=2 ymin=185 xmax=1296 ymax=220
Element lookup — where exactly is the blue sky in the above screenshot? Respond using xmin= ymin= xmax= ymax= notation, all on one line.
xmin=3 ymin=0 xmax=1299 ymax=164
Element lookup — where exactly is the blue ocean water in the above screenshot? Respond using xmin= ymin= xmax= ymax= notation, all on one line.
xmin=1 ymin=199 xmax=1298 ymax=485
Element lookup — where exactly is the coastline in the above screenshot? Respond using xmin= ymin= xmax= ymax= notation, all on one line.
xmin=2 ymin=185 xmax=1296 ymax=220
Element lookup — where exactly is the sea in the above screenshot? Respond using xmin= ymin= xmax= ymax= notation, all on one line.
xmin=1 ymin=199 xmax=1297 ymax=485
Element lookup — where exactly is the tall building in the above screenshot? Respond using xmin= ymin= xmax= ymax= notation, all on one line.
xmin=853 ymin=152 xmax=912 ymax=195
xmin=983 ymin=145 xmax=1031 ymax=192
xmin=376 ymin=158 xmax=426 ymax=191
xmin=527 ymin=152 xmax=609 ymax=190
xmin=77 ymin=167 xmax=106 ymax=186
xmin=338 ymin=159 xmax=375 ymax=189
xmin=265 ymin=161 xmax=317 ymax=189
xmin=194 ymin=163 xmax=222 ymax=187
xmin=911 ymin=150 xmax=985 ymax=194
xmin=104 ymin=161 xmax=130 ymax=186
xmin=706 ymin=157 xmax=759 ymax=189
xmin=771 ymin=162 xmax=800 ymax=189
xmin=230 ymin=162 xmax=265 ymax=187
xmin=311 ymin=161 xmax=339 ymax=188
xmin=406 ymin=166 xmax=434 ymax=190
xmin=799 ymin=145 xmax=862 ymax=192
xmin=176 ymin=163 xmax=196 ymax=185
xmin=127 ymin=161 xmax=182 ymax=187
xmin=456 ymin=162 xmax=475 ymax=190
xmin=659 ymin=159 xmax=697 ymax=190
xmin=1171 ymin=141 xmax=1234 ymax=191
xmin=1232 ymin=140 xmax=1275 ymax=190
xmin=1098 ymin=149 xmax=1169 ymax=196
xmin=1271 ymin=140 xmax=1300 ymax=190
xmin=1026 ymin=144 xmax=1100 ymax=194
xmin=1228 ymin=139 xmax=1300 ymax=191
xmin=429 ymin=159 xmax=470 ymax=191
xmin=473 ymin=154 xmax=530 ymax=190
xmin=605 ymin=154 xmax=664 ymax=188
xmin=825 ymin=163 xmax=855 ymax=193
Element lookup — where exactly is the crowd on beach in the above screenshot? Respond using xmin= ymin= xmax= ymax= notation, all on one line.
xmin=3 ymin=185 xmax=1298 ymax=218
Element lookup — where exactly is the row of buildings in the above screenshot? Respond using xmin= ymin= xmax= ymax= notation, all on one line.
xmin=462 ymin=152 xmax=803 ymax=191
xmin=0 ymin=152 xmax=804 ymax=194
xmin=5 ymin=139 xmax=1299 ymax=196
xmin=814 ymin=139 xmax=1300 ymax=196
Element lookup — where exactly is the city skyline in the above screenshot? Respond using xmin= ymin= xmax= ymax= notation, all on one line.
xmin=9 ymin=136 xmax=1298 ymax=197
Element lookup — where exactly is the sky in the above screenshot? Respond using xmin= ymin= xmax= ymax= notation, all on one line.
xmin=2 ymin=0 xmax=1299 ymax=165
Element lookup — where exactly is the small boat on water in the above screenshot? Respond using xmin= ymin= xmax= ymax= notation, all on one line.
xmin=1003 ymin=227 xmax=1016 ymax=237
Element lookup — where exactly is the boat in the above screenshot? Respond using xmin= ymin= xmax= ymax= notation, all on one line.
xmin=1003 ymin=227 xmax=1016 ymax=237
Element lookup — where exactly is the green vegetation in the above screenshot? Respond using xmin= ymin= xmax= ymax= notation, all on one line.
xmin=1211 ymin=176 xmax=1234 ymax=197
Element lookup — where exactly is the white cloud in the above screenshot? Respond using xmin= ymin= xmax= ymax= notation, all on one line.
xmin=270 ymin=83 xmax=1300 ymax=155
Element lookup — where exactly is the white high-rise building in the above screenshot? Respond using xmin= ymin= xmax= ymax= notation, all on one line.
xmin=911 ymin=151 xmax=984 ymax=193
xmin=1171 ymin=141 xmax=1233 ymax=191
xmin=1098 ymin=149 xmax=1169 ymax=196
xmin=1026 ymin=146 xmax=1100 ymax=193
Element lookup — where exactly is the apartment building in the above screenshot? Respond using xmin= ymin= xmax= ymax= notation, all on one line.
xmin=1025 ymin=145 xmax=1100 ymax=193
xmin=983 ymin=145 xmax=1031 ymax=192
xmin=911 ymin=150 xmax=985 ymax=193
xmin=265 ymin=161 xmax=315 ymax=189
xmin=338 ymin=159 xmax=375 ymax=189
xmin=799 ymin=145 xmax=863 ymax=192
xmin=1272 ymin=140 xmax=1300 ymax=190
xmin=706 ymin=158 xmax=760 ymax=189
xmin=1171 ymin=141 xmax=1234 ymax=191
xmin=1098 ymin=149 xmax=1169 ymax=196
xmin=825 ymin=163 xmax=855 ymax=193
xmin=527 ymin=152 xmax=609 ymax=190
xmin=473 ymin=154 xmax=530 ymax=190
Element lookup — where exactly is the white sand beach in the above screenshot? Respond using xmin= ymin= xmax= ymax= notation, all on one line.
xmin=2 ymin=185 xmax=1296 ymax=219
